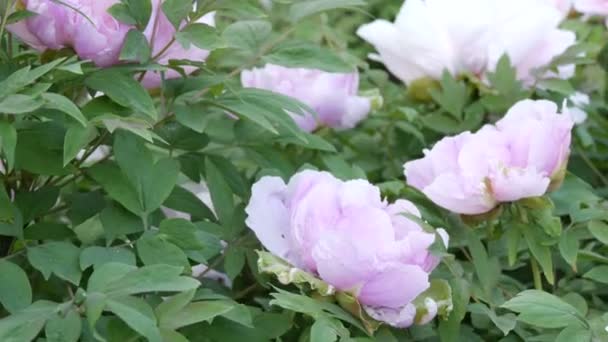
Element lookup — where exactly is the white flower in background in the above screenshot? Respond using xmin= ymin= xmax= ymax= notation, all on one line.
xmin=487 ymin=0 xmax=576 ymax=84
xmin=357 ymin=0 xmax=575 ymax=86
xmin=565 ymin=92 xmax=590 ymax=124
xmin=541 ymin=0 xmax=573 ymax=18
xmin=357 ymin=0 xmax=492 ymax=85
xmin=574 ymin=0 xmax=608 ymax=16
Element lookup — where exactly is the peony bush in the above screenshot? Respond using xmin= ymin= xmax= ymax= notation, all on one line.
xmin=0 ymin=0 xmax=608 ymax=341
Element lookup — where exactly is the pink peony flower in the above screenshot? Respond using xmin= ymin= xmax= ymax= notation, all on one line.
xmin=241 ymin=64 xmax=371 ymax=132
xmin=245 ymin=170 xmax=448 ymax=327
xmin=10 ymin=0 xmax=130 ymax=67
xmin=404 ymin=100 xmax=574 ymax=215
xmin=141 ymin=1 xmax=215 ymax=88
xmin=9 ymin=0 xmax=215 ymax=87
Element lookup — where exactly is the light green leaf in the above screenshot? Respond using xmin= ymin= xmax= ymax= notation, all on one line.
xmin=501 ymin=290 xmax=588 ymax=329
xmin=0 ymin=260 xmax=32 ymax=313
xmin=44 ymin=309 xmax=81 ymax=342
xmin=101 ymin=263 xmax=199 ymax=297
xmin=161 ymin=0 xmax=191 ymax=29
xmin=63 ymin=124 xmax=96 ymax=166
xmin=80 ymin=246 xmax=136 ymax=270
xmin=41 ymin=93 xmax=87 ymax=126
xmin=136 ymin=234 xmax=190 ymax=268
xmin=85 ymin=70 xmax=157 ymax=119
xmin=107 ymin=296 xmax=161 ymax=342
xmin=120 ymin=29 xmax=151 ymax=63
xmin=0 ymin=300 xmax=60 ymax=342
xmin=288 ymin=0 xmax=365 ymax=22
xmin=159 ymin=300 xmax=235 ymax=330
xmin=583 ymin=265 xmax=608 ymax=284
xmin=0 ymin=121 xmax=17 ymax=170
xmin=0 ymin=94 xmax=44 ymax=114
xmin=27 ymin=242 xmax=82 ymax=285
xmin=588 ymin=220 xmax=608 ymax=245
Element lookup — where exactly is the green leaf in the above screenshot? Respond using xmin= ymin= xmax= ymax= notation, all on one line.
xmin=88 ymin=162 xmax=142 ymax=215
xmin=0 ymin=94 xmax=44 ymax=114
xmin=224 ymin=247 xmax=246 ymax=281
xmin=85 ymin=70 xmax=157 ymax=119
xmin=537 ymin=78 xmax=575 ymax=95
xmin=583 ymin=266 xmax=608 ymax=284
xmin=159 ymin=300 xmax=235 ymax=330
xmin=15 ymin=122 xmax=67 ymax=176
xmin=15 ymin=186 xmax=59 ymax=222
xmin=74 ymin=215 xmax=105 ymax=245
xmin=108 ymin=3 xmax=137 ymax=25
xmin=310 ymin=319 xmax=338 ymax=342
xmin=24 ymin=222 xmax=75 ymax=241
xmin=160 ymin=218 xmax=204 ymax=250
xmin=155 ymin=289 xmax=196 ymax=322
xmin=120 ymin=29 xmax=151 ymax=63
xmin=163 ymin=185 xmax=216 ymax=221
xmin=0 ymin=300 xmax=60 ymax=342
xmin=176 ymin=23 xmax=223 ymax=50
xmin=27 ymin=241 xmax=82 ymax=285
xmin=63 ymin=124 xmax=96 ymax=166
xmin=205 ymin=158 xmax=234 ymax=225
xmin=0 ymin=121 xmax=17 ymax=170
xmin=501 ymin=290 xmax=588 ymax=329
xmin=0 ymin=260 xmax=32 ymax=313
xmin=41 ymin=93 xmax=87 ymax=126
xmin=288 ymin=0 xmax=365 ymax=22
xmin=114 ymin=132 xmax=180 ymax=214
xmin=468 ymin=303 xmax=516 ymax=336
xmin=556 ymin=324 xmax=592 ymax=342
xmin=107 ymin=296 xmax=162 ymax=342
xmin=162 ymin=0 xmax=191 ymax=29
xmin=137 ymin=234 xmax=190 ymax=267
xmin=429 ymin=71 xmax=468 ymax=119
xmin=222 ymin=20 xmax=271 ymax=51
xmin=0 ymin=58 xmax=65 ymax=99
xmin=97 ymin=263 xmax=199 ymax=297
xmin=124 ymin=0 xmax=153 ymax=28
xmin=44 ymin=309 xmax=81 ymax=342
xmin=588 ymin=220 xmax=608 ymax=245
xmin=80 ymin=246 xmax=136 ymax=270
xmin=264 ymin=41 xmax=352 ymax=73
xmin=466 ymin=231 xmax=498 ymax=297
xmin=559 ymin=228 xmax=579 ymax=271
xmin=522 ymin=227 xmax=555 ymax=285
xmin=100 ymin=202 xmax=145 ymax=242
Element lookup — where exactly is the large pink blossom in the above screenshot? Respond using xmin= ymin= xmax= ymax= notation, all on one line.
xmin=9 ymin=0 xmax=214 ymax=88
xmin=245 ymin=170 xmax=448 ymax=327
xmin=404 ymin=100 xmax=574 ymax=215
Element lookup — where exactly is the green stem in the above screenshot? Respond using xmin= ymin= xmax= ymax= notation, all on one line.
xmin=530 ymin=256 xmax=543 ymax=290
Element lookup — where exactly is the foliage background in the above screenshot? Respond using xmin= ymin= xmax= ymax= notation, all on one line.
xmin=1 ymin=0 xmax=608 ymax=341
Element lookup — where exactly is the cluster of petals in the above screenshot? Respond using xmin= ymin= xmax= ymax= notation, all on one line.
xmin=241 ymin=64 xmax=371 ymax=132
xmin=404 ymin=100 xmax=574 ymax=215
xmin=245 ymin=170 xmax=448 ymax=327
xmin=357 ymin=0 xmax=576 ymax=86
xmin=9 ymin=0 xmax=214 ymax=88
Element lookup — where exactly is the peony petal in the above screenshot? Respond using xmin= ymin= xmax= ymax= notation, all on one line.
xmin=358 ymin=263 xmax=430 ymax=309
xmin=245 ymin=176 xmax=294 ymax=264
xmin=490 ymin=167 xmax=551 ymax=202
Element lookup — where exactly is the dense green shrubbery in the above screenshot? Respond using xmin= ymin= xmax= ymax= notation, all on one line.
xmin=1 ymin=0 xmax=608 ymax=341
